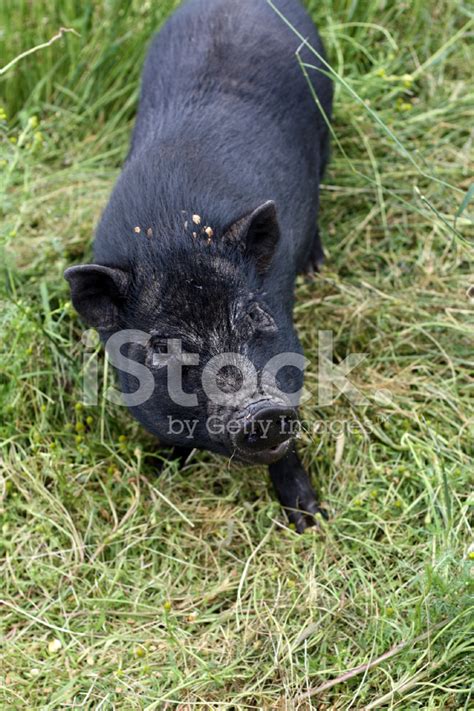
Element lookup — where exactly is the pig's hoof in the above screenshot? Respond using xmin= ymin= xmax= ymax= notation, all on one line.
xmin=288 ymin=501 xmax=328 ymax=533
xmin=303 ymin=256 xmax=323 ymax=276
xmin=303 ymin=234 xmax=324 ymax=276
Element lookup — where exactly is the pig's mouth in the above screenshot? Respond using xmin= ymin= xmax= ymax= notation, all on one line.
xmin=232 ymin=437 xmax=291 ymax=465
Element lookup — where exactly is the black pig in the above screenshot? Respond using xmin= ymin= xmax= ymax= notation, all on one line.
xmin=65 ymin=0 xmax=333 ymax=532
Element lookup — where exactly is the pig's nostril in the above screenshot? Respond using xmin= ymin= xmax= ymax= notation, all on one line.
xmin=280 ymin=415 xmax=292 ymax=434
xmin=256 ymin=422 xmax=266 ymax=438
xmin=246 ymin=421 xmax=269 ymax=443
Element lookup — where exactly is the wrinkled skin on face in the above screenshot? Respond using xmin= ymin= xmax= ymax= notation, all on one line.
xmin=118 ymin=253 xmax=304 ymax=459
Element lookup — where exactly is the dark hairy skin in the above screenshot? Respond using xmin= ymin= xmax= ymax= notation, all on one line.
xmin=65 ymin=0 xmax=333 ymax=532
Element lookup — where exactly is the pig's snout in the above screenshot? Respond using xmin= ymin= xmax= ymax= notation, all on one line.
xmin=231 ymin=401 xmax=297 ymax=464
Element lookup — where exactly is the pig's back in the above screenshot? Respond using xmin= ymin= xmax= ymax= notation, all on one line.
xmin=133 ymin=0 xmax=329 ymax=141
xmin=126 ymin=0 xmax=332 ymax=271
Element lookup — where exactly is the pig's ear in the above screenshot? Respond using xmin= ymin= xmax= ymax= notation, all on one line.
xmin=223 ymin=200 xmax=280 ymax=274
xmin=64 ymin=264 xmax=129 ymax=329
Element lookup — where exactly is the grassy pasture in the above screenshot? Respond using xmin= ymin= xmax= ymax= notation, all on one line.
xmin=0 ymin=0 xmax=473 ymax=708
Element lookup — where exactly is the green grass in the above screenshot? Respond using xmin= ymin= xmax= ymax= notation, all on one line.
xmin=1 ymin=0 xmax=473 ymax=707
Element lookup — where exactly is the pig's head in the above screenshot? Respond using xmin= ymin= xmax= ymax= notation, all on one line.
xmin=65 ymin=201 xmax=304 ymax=464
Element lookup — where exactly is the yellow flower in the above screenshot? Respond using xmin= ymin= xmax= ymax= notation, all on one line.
xmin=397 ymin=100 xmax=413 ymax=112
xmin=28 ymin=115 xmax=39 ymax=128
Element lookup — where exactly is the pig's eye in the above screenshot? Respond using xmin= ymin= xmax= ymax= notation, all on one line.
xmin=245 ymin=303 xmax=277 ymax=334
xmin=150 ymin=338 xmax=168 ymax=355
xmin=146 ymin=337 xmax=169 ymax=369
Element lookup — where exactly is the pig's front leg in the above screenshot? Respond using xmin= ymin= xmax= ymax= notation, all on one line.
xmin=269 ymin=444 xmax=327 ymax=533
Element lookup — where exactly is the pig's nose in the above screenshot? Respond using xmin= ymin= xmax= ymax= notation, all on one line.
xmin=231 ymin=401 xmax=297 ymax=463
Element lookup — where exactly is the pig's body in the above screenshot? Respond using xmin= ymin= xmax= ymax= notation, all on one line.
xmin=66 ymin=0 xmax=333 ymax=532
xmin=95 ymin=0 xmax=332 ymax=282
